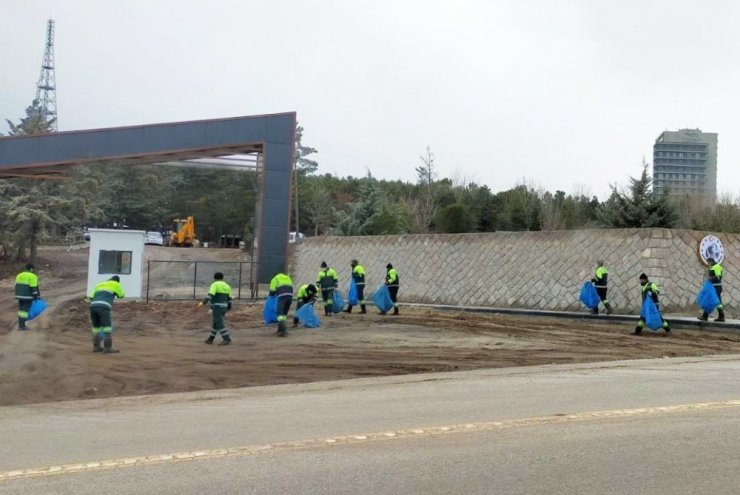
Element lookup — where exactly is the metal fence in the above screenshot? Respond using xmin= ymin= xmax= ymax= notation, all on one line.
xmin=145 ymin=260 xmax=264 ymax=302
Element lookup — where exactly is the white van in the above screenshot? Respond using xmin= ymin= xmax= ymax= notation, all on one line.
xmin=289 ymin=232 xmax=305 ymax=243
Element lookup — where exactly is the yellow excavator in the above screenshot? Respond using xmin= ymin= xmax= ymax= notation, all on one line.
xmin=169 ymin=216 xmax=196 ymax=247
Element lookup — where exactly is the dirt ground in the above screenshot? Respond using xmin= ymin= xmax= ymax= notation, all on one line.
xmin=2 ymin=246 xmax=740 ymax=407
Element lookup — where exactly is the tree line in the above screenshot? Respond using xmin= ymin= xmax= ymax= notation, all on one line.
xmin=296 ymin=151 xmax=740 ymax=238
xmin=2 ymin=101 xmax=740 ymax=264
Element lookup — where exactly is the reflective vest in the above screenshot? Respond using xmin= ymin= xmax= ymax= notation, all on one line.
xmin=386 ymin=268 xmax=399 ymax=287
xmin=89 ymin=279 xmax=125 ymax=308
xmin=594 ymin=266 xmax=608 ymax=288
xmin=641 ymin=281 xmax=659 ymax=304
xmin=208 ymin=280 xmax=232 ymax=307
xmin=14 ymin=271 xmax=39 ymax=300
xmin=316 ymin=268 xmax=338 ymax=290
xmin=352 ymin=265 xmax=366 ymax=286
xmin=297 ymin=284 xmax=316 ymax=302
xmin=270 ymin=273 xmax=294 ymax=297
xmin=710 ymin=263 xmax=723 ymax=287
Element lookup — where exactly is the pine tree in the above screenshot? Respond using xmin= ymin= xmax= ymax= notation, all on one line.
xmin=5 ymin=100 xmax=55 ymax=136
xmin=599 ymin=161 xmax=677 ymax=228
xmin=333 ymin=174 xmax=407 ymax=235
xmin=0 ymin=100 xmax=63 ymax=262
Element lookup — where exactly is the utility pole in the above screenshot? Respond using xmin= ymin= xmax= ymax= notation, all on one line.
xmin=36 ymin=19 xmax=58 ymax=131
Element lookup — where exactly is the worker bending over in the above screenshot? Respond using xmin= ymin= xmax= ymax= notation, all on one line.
xmin=270 ymin=272 xmax=294 ymax=337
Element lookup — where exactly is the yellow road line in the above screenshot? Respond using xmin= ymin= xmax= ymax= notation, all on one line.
xmin=2 ymin=399 xmax=740 ymax=482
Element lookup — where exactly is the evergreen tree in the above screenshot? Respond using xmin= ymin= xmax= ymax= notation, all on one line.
xmin=5 ymin=99 xmax=55 ymax=136
xmin=333 ymin=174 xmax=407 ymax=236
xmin=295 ymin=125 xmax=318 ymax=174
xmin=599 ymin=162 xmax=677 ymax=228
xmin=497 ymin=184 xmax=542 ymax=231
xmin=292 ymin=124 xmax=319 ymax=233
xmin=0 ymin=100 xmax=64 ymax=262
xmin=435 ymin=203 xmax=474 ymax=233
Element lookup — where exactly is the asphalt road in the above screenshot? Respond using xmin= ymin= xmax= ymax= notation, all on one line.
xmin=2 ymin=355 xmax=740 ymax=494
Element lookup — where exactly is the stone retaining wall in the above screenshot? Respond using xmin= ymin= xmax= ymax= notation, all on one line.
xmin=289 ymin=229 xmax=737 ymax=315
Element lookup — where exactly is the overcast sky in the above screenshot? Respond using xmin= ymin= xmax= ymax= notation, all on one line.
xmin=2 ymin=0 xmax=739 ymax=199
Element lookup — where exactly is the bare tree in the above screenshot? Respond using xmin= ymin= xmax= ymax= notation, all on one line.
xmin=672 ymin=195 xmax=712 ymax=230
xmin=407 ymin=146 xmax=440 ymax=233
xmin=711 ymin=193 xmax=740 ymax=233
xmin=540 ymin=190 xmax=567 ymax=231
xmin=302 ymin=180 xmax=332 ymax=236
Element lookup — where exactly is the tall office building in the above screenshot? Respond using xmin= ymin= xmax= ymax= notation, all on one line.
xmin=653 ymin=129 xmax=717 ymax=199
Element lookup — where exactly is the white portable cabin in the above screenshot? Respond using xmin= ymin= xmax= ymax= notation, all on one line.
xmin=87 ymin=229 xmax=146 ymax=299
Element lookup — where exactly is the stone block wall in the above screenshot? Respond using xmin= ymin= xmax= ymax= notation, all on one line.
xmin=289 ymin=229 xmax=738 ymax=315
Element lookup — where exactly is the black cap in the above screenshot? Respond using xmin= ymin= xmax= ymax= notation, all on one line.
xmin=214 ymin=272 xmax=224 ymax=280
xmin=307 ymin=284 xmax=317 ymax=293
xmin=639 ymin=273 xmax=648 ymax=280
xmin=320 ymin=261 xmax=327 ymax=268
xmin=110 ymin=275 xmax=120 ymax=282
xmin=386 ymin=263 xmax=393 ymax=269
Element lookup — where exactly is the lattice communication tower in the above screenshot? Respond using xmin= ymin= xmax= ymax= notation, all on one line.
xmin=35 ymin=19 xmax=57 ymax=131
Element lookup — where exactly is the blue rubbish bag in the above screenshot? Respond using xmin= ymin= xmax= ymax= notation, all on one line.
xmin=579 ymin=281 xmax=600 ymax=309
xmin=263 ymin=296 xmax=278 ymax=325
xmin=348 ymin=279 xmax=359 ymax=306
xmin=372 ymin=285 xmax=394 ymax=313
xmin=641 ymin=298 xmax=663 ymax=331
xmin=696 ymin=280 xmax=720 ymax=314
xmin=27 ymin=298 xmax=48 ymax=321
xmin=295 ymin=303 xmax=321 ymax=328
xmin=332 ymin=290 xmax=345 ymax=314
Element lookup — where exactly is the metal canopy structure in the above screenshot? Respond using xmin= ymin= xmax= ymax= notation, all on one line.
xmin=0 ymin=112 xmax=297 ymax=283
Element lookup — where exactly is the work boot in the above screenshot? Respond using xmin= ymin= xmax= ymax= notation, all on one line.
xmin=698 ymin=312 xmax=709 ymax=322
xmin=103 ymin=336 xmax=119 ymax=353
xmin=276 ymin=322 xmax=287 ymax=337
xmin=360 ymin=304 xmax=367 ymax=314
xmin=204 ymin=336 xmax=215 ymax=344
xmin=604 ymin=302 xmax=613 ymax=315
xmin=663 ymin=328 xmax=672 ymax=337
xmin=18 ymin=317 xmax=27 ymax=331
xmin=218 ymin=339 xmax=232 ymax=346
xmin=632 ymin=326 xmax=643 ymax=335
xmin=590 ymin=307 xmax=599 ymax=315
xmin=393 ymin=307 xmax=399 ymax=316
xmin=324 ymin=306 xmax=330 ymax=317
xmin=715 ymin=309 xmax=726 ymax=322
xmin=92 ymin=335 xmax=103 ymax=353
xmin=344 ymin=305 xmax=353 ymax=314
